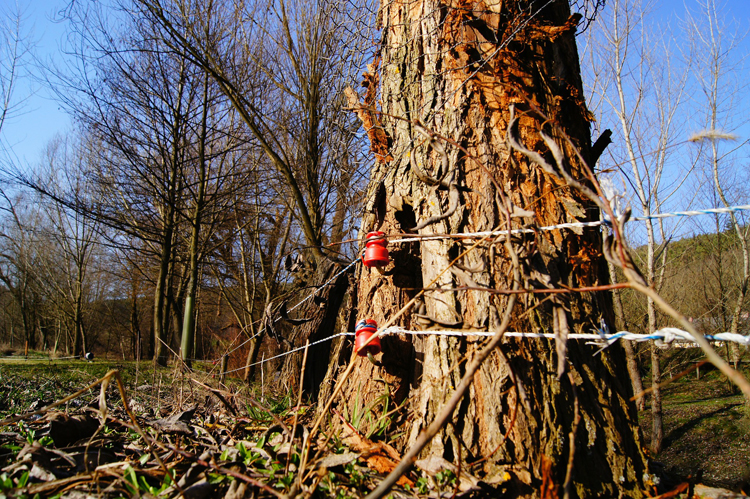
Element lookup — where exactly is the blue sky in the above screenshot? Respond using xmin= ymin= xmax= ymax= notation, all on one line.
xmin=2 ymin=0 xmax=69 ymax=169
xmin=2 ymin=0 xmax=750 ymax=172
xmin=583 ymin=0 xmax=750 ymax=243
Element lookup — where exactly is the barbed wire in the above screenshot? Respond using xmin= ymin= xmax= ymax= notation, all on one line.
xmin=8 ymin=324 xmax=746 ymax=372
xmin=382 ymin=326 xmax=750 ymax=347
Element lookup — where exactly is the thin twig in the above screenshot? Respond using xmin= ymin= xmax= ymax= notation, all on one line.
xmin=631 ymin=361 xmax=708 ymax=402
xmin=299 ymin=229 xmax=503 ymax=481
xmin=629 ymin=281 xmax=750 ymax=398
xmin=364 ymin=228 xmax=522 ymax=499
xmin=563 ymin=370 xmax=580 ymax=499
xmin=290 ymin=340 xmax=309 ymax=479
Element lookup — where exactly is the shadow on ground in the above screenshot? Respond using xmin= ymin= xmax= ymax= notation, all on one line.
xmin=639 ymin=371 xmax=750 ymax=491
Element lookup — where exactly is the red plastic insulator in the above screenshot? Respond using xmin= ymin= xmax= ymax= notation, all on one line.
xmin=354 ymin=319 xmax=381 ymax=356
xmin=363 ymin=231 xmax=389 ymax=268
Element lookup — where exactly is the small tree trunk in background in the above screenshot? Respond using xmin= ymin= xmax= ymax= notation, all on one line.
xmin=609 ymin=261 xmax=646 ymax=410
xmin=130 ymin=285 xmax=141 ymax=360
xmin=169 ymin=293 xmax=183 ymax=355
xmin=326 ymin=1 xmax=646 ymax=496
xmin=147 ymin=324 xmax=154 ymax=359
xmin=180 ymin=73 xmax=210 ymax=368
xmin=220 ymin=355 xmax=228 ymax=383
xmin=154 ymin=71 xmax=186 ymax=367
xmin=650 ymin=345 xmax=663 ymax=454
xmin=72 ymin=312 xmax=83 ymax=357
xmin=153 ymin=223 xmax=174 ymax=366
xmin=244 ymin=290 xmax=273 ymax=384
xmin=39 ymin=319 xmax=49 ymax=351
xmin=625 ymin=340 xmax=646 ymax=410
xmin=243 ymin=333 xmax=263 ymax=382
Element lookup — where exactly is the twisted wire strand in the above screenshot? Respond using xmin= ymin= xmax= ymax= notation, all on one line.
xmin=217 ymin=326 xmax=749 ymax=375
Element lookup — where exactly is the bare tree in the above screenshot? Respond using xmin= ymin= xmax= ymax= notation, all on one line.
xmin=0 ymin=191 xmax=43 ymax=350
xmin=585 ymin=0 xmax=695 ymax=453
xmin=686 ymin=0 xmax=750 ymax=372
xmin=28 ymin=3 xmax=190 ymax=363
xmin=36 ymin=1 xmax=253 ymax=364
xmin=178 ymin=75 xmax=254 ymax=365
xmin=133 ymin=0 xmax=371 ymax=262
xmin=132 ymin=0 xmax=373 ymax=385
xmin=34 ymin=133 xmax=103 ymax=357
xmin=0 ymin=3 xmax=31 ymax=138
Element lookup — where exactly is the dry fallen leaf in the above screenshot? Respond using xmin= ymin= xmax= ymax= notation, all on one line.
xmin=46 ymin=412 xmax=99 ymax=447
xmin=341 ymin=427 xmax=413 ymax=487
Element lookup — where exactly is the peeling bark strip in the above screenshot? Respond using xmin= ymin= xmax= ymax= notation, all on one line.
xmin=326 ymin=1 xmax=647 ymax=498
xmin=345 ymin=59 xmax=394 ymax=163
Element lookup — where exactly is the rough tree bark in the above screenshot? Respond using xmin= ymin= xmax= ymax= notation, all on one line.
xmin=325 ymin=0 xmax=647 ymax=496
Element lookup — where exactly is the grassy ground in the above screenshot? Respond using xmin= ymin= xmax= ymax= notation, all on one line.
xmin=2 ymin=355 xmax=409 ymax=498
xmin=2 ymin=353 xmax=750 ymax=497
xmin=0 ymin=357 xmax=211 ymax=418
xmin=639 ymin=366 xmax=750 ymax=491
xmin=1 ymin=360 xmax=148 ymax=416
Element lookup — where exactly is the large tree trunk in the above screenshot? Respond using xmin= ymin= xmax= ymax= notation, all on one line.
xmin=326 ymin=0 xmax=647 ymax=496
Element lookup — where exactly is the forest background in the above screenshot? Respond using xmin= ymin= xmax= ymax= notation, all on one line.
xmin=2 ymin=0 xmax=750 ymax=496
xmin=1 ymin=0 xmax=750 ymax=451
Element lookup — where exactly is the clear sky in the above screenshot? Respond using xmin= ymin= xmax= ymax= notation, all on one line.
xmin=1 ymin=0 xmax=70 ymax=170
xmin=2 ymin=0 xmax=749 ymax=171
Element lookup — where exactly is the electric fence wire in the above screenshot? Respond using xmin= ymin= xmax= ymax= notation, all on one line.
xmin=220 ymin=332 xmax=355 ymax=376
xmin=210 ymin=257 xmax=362 ymax=365
xmin=200 ymin=203 xmax=750 ymax=371
xmin=8 ymin=325 xmax=747 ymax=370
xmin=387 ymin=204 xmax=750 ymax=244
xmin=217 ymin=326 xmax=750 ymax=376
